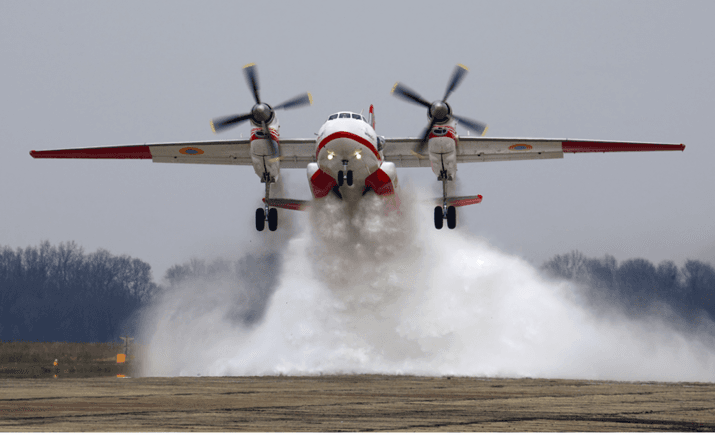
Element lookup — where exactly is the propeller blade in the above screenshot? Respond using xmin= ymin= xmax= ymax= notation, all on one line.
xmin=453 ymin=114 xmax=488 ymax=136
xmin=391 ymin=82 xmax=431 ymax=108
xmin=211 ymin=113 xmax=252 ymax=133
xmin=243 ymin=63 xmax=260 ymax=104
xmin=261 ymin=120 xmax=280 ymax=159
xmin=443 ymin=64 xmax=469 ymax=101
xmin=415 ymin=119 xmax=436 ymax=155
xmin=273 ymin=92 xmax=313 ymax=111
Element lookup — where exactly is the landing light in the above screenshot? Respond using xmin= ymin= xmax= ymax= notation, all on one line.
xmin=327 ymin=153 xmax=334 ymax=160
xmin=355 ymin=152 xmax=362 ymax=160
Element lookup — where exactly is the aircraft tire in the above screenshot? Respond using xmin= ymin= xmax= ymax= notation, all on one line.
xmin=255 ymin=208 xmax=265 ymax=232
xmin=268 ymin=208 xmax=278 ymax=232
xmin=434 ymin=206 xmax=444 ymax=230
xmin=337 ymin=171 xmax=344 ymax=187
xmin=347 ymin=170 xmax=353 ymax=186
xmin=447 ymin=206 xmax=456 ymax=229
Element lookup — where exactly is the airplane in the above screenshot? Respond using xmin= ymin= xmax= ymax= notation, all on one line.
xmin=30 ymin=63 xmax=685 ymax=231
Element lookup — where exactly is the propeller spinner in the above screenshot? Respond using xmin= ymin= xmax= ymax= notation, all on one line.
xmin=392 ymin=64 xmax=488 ymax=154
xmin=211 ymin=63 xmax=312 ymax=158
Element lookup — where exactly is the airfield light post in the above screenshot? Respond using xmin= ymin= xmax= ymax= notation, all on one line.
xmin=120 ymin=336 xmax=134 ymax=359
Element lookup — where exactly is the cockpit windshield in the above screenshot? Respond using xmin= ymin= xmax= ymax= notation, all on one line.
xmin=327 ymin=112 xmax=369 ymax=124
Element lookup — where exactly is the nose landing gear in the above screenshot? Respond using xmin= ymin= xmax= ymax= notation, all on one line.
xmin=337 ymin=160 xmax=353 ymax=187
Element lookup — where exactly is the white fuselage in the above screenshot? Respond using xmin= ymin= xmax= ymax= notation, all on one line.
xmin=315 ymin=113 xmax=381 ymax=180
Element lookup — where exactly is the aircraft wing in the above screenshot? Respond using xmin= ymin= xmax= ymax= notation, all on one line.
xmin=382 ymin=137 xmax=685 ymax=167
xmin=30 ymin=138 xmax=317 ymax=169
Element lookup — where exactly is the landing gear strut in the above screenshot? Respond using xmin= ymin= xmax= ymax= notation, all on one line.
xmin=256 ymin=171 xmax=278 ymax=232
xmin=435 ymin=170 xmax=457 ymax=230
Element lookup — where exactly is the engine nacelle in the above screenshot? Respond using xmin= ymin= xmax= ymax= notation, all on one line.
xmin=250 ymin=120 xmax=281 ymax=182
xmin=427 ymin=125 xmax=458 ymax=179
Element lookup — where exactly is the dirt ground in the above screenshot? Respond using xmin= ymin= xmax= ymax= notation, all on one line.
xmin=1 ymin=375 xmax=714 ymax=432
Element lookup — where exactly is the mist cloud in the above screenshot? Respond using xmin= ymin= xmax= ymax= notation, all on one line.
xmin=138 ymin=188 xmax=715 ymax=382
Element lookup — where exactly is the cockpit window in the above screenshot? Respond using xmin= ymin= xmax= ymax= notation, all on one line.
xmin=351 ymin=114 xmax=361 ymax=120
xmin=328 ymin=114 xmax=338 ymax=121
xmin=362 ymin=116 xmax=368 ymax=123
xmin=339 ymin=113 xmax=351 ymax=119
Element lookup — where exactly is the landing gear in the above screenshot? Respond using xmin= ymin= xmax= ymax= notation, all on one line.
xmin=434 ymin=205 xmax=456 ymax=230
xmin=338 ymin=160 xmax=353 ymax=187
xmin=256 ymin=208 xmax=265 ymax=231
xmin=255 ymin=206 xmax=278 ymax=232
xmin=446 ymin=205 xmax=456 ymax=229
xmin=256 ymin=171 xmax=278 ymax=232
xmin=434 ymin=206 xmax=444 ymax=230
xmin=267 ymin=208 xmax=278 ymax=232
xmin=434 ymin=170 xmax=457 ymax=230
xmin=337 ymin=170 xmax=353 ymax=187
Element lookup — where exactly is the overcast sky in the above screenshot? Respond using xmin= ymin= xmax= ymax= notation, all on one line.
xmin=2 ymin=0 xmax=713 ymax=280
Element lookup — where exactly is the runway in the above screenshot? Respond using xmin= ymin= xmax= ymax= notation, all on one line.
xmin=1 ymin=375 xmax=713 ymax=431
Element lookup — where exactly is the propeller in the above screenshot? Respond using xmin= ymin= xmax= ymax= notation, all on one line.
xmin=392 ymin=64 xmax=488 ymax=155
xmin=211 ymin=63 xmax=312 ymax=158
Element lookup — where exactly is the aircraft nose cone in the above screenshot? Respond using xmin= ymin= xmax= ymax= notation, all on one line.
xmin=252 ymin=103 xmax=273 ymax=123
xmin=430 ymin=101 xmax=450 ymax=121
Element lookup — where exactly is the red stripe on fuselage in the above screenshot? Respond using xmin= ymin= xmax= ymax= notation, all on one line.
xmin=317 ymin=131 xmax=381 ymax=161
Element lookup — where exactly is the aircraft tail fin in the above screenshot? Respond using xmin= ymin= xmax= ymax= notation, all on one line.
xmin=368 ymin=104 xmax=375 ymax=129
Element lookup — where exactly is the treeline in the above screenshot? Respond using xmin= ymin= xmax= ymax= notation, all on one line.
xmin=4 ymin=240 xmax=713 ymax=342
xmin=0 ymin=241 xmax=158 ymax=342
xmin=0 ymin=340 xmax=125 ymax=363
xmin=164 ymin=253 xmax=280 ymax=327
xmin=542 ymin=251 xmax=715 ymax=322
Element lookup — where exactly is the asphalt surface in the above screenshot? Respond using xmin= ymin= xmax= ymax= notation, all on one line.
xmin=1 ymin=375 xmax=714 ymax=431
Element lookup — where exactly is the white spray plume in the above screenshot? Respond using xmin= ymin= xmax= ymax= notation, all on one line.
xmin=138 ymin=188 xmax=715 ymax=382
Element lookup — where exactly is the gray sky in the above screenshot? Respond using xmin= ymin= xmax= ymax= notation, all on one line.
xmin=2 ymin=0 xmax=713 ymax=280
